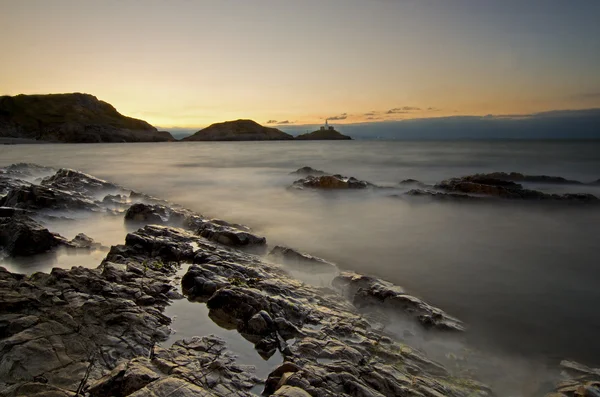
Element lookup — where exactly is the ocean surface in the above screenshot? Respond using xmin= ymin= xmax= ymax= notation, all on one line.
xmin=2 ymin=140 xmax=600 ymax=392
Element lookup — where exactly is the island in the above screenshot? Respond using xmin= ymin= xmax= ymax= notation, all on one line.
xmin=295 ymin=120 xmax=352 ymax=140
xmin=0 ymin=93 xmax=174 ymax=143
xmin=182 ymin=119 xmax=294 ymax=141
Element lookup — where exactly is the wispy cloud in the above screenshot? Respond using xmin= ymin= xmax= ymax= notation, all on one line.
xmin=364 ymin=111 xmax=378 ymax=116
xmin=266 ymin=119 xmax=277 ymax=124
xmin=277 ymin=120 xmax=291 ymax=124
xmin=386 ymin=108 xmax=409 ymax=114
xmin=327 ymin=113 xmax=348 ymax=121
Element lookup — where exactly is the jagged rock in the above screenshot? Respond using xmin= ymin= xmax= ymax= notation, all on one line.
xmin=66 ymin=233 xmax=103 ymax=250
xmin=41 ymin=168 xmax=123 ymax=196
xmin=0 ymin=215 xmax=66 ymax=256
xmin=87 ymin=359 xmax=161 ymax=396
xmin=125 ymin=203 xmax=170 ymax=224
xmin=269 ymin=246 xmax=338 ymax=273
xmin=0 ymin=183 xmax=99 ymax=211
xmin=1 ymin=163 xmax=56 ymax=180
xmin=274 ymin=385 xmax=312 ymax=396
xmin=333 ymin=272 xmax=464 ymax=331
xmin=189 ymin=218 xmax=266 ymax=249
xmin=290 ymin=166 xmax=328 ymax=176
xmin=291 ymin=174 xmax=374 ymax=190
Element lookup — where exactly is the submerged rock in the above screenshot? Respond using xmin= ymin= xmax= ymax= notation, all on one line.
xmin=435 ymin=174 xmax=599 ymax=204
xmin=291 ymin=174 xmax=374 ymax=190
xmin=289 ymin=166 xmax=328 ymax=176
xmin=269 ymin=245 xmax=338 ymax=273
xmin=469 ymin=171 xmax=583 ymax=185
xmin=333 ymin=271 xmax=465 ymax=332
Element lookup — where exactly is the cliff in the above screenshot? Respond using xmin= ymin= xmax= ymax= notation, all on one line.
xmin=0 ymin=93 xmax=174 ymax=143
xmin=182 ymin=119 xmax=293 ymax=141
xmin=295 ymin=129 xmax=352 ymax=140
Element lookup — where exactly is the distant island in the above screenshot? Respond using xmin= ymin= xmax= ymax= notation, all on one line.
xmin=295 ymin=121 xmax=352 ymax=140
xmin=182 ymin=119 xmax=293 ymax=141
xmin=0 ymin=93 xmax=354 ymax=143
xmin=0 ymin=93 xmax=174 ymax=143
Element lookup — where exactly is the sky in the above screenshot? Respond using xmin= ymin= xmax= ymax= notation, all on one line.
xmin=1 ymin=0 xmax=600 ymax=129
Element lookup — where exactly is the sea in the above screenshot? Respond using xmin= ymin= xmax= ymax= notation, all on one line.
xmin=1 ymin=140 xmax=599 ymax=394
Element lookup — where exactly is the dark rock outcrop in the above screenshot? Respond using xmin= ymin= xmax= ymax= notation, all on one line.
xmin=0 ymin=93 xmax=174 ymax=143
xmin=291 ymin=174 xmax=374 ymax=190
xmin=0 ymin=215 xmax=66 ymax=256
xmin=469 ymin=172 xmax=583 ymax=185
xmin=295 ymin=129 xmax=352 ymax=140
xmin=41 ymin=168 xmax=122 ymax=196
xmin=435 ymin=175 xmax=599 ymax=204
xmin=182 ymin=119 xmax=293 ymax=141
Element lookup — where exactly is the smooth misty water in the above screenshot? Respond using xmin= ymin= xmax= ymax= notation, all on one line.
xmin=2 ymin=141 xmax=600 ymax=379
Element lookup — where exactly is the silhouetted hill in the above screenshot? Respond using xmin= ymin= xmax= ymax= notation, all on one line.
xmin=295 ymin=129 xmax=352 ymax=140
xmin=0 ymin=93 xmax=174 ymax=143
xmin=182 ymin=119 xmax=293 ymax=141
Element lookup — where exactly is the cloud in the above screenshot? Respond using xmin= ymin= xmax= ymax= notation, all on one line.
xmin=387 ymin=106 xmax=422 ymax=114
xmin=266 ymin=119 xmax=277 ymax=124
xmin=364 ymin=111 xmax=378 ymax=116
xmin=386 ymin=108 xmax=409 ymax=114
xmin=327 ymin=113 xmax=348 ymax=121
xmin=427 ymin=107 xmax=441 ymax=111
xmin=277 ymin=120 xmax=291 ymax=124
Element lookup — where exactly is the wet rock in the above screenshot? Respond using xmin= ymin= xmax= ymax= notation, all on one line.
xmin=290 ymin=166 xmax=328 ymax=176
xmin=470 ymin=171 xmax=583 ymax=185
xmin=402 ymin=189 xmax=485 ymax=202
xmin=291 ymin=174 xmax=374 ymax=190
xmin=0 ymin=163 xmax=56 ymax=181
xmin=435 ymin=175 xmax=599 ymax=204
xmin=333 ymin=272 xmax=464 ymax=331
xmin=246 ymin=310 xmax=274 ymax=336
xmin=190 ymin=218 xmax=267 ymax=249
xmin=41 ymin=168 xmax=123 ymax=196
xmin=0 ymin=183 xmax=99 ymax=211
xmin=0 ymin=215 xmax=66 ymax=256
xmin=125 ymin=203 xmax=170 ymax=224
xmin=274 ymin=385 xmax=312 ymax=397
xmin=269 ymin=246 xmax=338 ymax=273
xmin=87 ymin=359 xmax=161 ymax=396
xmin=66 ymin=233 xmax=103 ymax=250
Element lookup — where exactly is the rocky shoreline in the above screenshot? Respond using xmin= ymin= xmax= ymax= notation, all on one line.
xmin=0 ymin=164 xmax=598 ymax=396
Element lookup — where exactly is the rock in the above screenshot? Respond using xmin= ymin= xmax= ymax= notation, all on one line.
xmin=0 ymin=215 xmax=66 ymax=256
xmin=470 ymin=171 xmax=583 ymax=185
xmin=41 ymin=169 xmax=123 ymax=196
xmin=87 ymin=359 xmax=161 ymax=396
xmin=0 ymin=183 xmax=99 ymax=211
xmin=291 ymin=174 xmax=374 ymax=190
xmin=269 ymin=246 xmax=338 ymax=273
xmin=182 ymin=119 xmax=293 ymax=141
xmin=246 ymin=310 xmax=274 ymax=336
xmin=333 ymin=272 xmax=464 ymax=332
xmin=274 ymin=385 xmax=312 ymax=397
xmin=402 ymin=189 xmax=485 ymax=202
xmin=289 ymin=166 xmax=328 ymax=176
xmin=0 ymin=93 xmax=174 ymax=143
xmin=125 ymin=203 xmax=170 ymax=224
xmin=66 ymin=233 xmax=103 ymax=250
xmin=435 ymin=174 xmax=599 ymax=204
xmin=189 ymin=218 xmax=266 ymax=249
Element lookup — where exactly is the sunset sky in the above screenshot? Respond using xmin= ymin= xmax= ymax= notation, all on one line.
xmin=1 ymin=0 xmax=599 ymax=128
